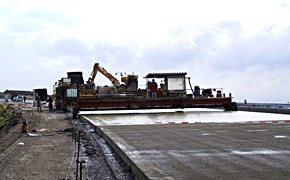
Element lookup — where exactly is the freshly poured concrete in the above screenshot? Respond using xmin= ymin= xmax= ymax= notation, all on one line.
xmin=81 ymin=108 xmax=290 ymax=126
xmin=81 ymin=110 xmax=290 ymax=179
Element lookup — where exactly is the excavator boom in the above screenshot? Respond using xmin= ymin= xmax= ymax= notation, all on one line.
xmin=87 ymin=63 xmax=119 ymax=86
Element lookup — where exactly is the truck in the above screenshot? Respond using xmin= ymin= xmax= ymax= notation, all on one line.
xmin=33 ymin=88 xmax=48 ymax=101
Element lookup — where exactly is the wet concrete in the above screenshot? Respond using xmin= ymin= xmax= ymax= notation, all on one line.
xmin=81 ymin=115 xmax=290 ymax=179
xmin=80 ymin=108 xmax=290 ymax=125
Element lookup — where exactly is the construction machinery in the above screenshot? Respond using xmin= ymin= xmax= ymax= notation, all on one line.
xmin=120 ymin=73 xmax=138 ymax=90
xmin=54 ymin=63 xmax=140 ymax=112
xmin=54 ymin=72 xmax=84 ymax=111
xmin=33 ymin=88 xmax=48 ymax=101
xmin=81 ymin=63 xmax=139 ymax=97
xmin=53 ymin=62 xmax=237 ymax=118
xmin=87 ymin=63 xmax=119 ymax=87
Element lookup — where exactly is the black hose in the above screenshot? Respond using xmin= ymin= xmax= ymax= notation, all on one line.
xmin=187 ymin=77 xmax=194 ymax=94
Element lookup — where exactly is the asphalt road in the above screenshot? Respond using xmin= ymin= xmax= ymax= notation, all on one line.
xmin=92 ymin=122 xmax=290 ymax=179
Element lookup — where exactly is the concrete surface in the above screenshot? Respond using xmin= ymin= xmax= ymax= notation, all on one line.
xmin=82 ymin=117 xmax=290 ymax=179
xmin=239 ymin=106 xmax=290 ymax=114
xmin=81 ymin=108 xmax=290 ymax=126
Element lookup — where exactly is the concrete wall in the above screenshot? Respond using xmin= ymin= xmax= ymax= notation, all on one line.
xmin=79 ymin=115 xmax=150 ymax=180
xmin=238 ymin=106 xmax=290 ymax=114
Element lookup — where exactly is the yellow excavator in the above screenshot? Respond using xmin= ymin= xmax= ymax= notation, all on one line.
xmin=79 ymin=63 xmax=118 ymax=96
xmin=80 ymin=62 xmax=139 ymax=96
xmin=87 ymin=63 xmax=119 ymax=86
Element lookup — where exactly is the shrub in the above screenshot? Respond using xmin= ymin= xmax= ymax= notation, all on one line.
xmin=0 ymin=103 xmax=13 ymax=130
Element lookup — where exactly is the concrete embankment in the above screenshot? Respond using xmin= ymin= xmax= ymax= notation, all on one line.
xmin=238 ymin=106 xmax=290 ymax=114
xmin=81 ymin=115 xmax=149 ymax=179
xmin=80 ymin=114 xmax=290 ymax=179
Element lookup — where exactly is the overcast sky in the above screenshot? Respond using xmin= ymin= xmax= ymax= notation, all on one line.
xmin=1 ymin=0 xmax=290 ymax=103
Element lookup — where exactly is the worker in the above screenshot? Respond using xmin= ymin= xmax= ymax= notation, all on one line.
xmin=37 ymin=97 xmax=42 ymax=112
xmin=47 ymin=96 xmax=53 ymax=112
xmin=150 ymin=79 xmax=158 ymax=98
xmin=22 ymin=120 xmax=28 ymax=133
xmin=216 ymin=90 xmax=222 ymax=97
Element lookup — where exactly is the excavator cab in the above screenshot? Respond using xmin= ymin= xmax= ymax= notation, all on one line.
xmin=121 ymin=74 xmax=138 ymax=90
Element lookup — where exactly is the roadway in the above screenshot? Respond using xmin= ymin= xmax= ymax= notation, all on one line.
xmin=81 ymin=115 xmax=290 ymax=179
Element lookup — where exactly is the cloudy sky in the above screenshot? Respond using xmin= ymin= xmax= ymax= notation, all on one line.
xmin=1 ymin=0 xmax=290 ymax=103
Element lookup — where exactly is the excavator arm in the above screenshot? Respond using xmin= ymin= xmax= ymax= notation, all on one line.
xmin=87 ymin=63 xmax=119 ymax=86
xmin=87 ymin=63 xmax=99 ymax=84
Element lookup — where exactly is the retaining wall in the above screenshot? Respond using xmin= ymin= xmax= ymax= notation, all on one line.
xmin=238 ymin=106 xmax=290 ymax=114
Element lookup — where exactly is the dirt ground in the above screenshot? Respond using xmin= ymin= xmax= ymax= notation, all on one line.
xmin=0 ymin=102 xmax=133 ymax=180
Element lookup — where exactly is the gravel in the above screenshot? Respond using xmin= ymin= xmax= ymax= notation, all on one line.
xmin=0 ymin=102 xmax=135 ymax=180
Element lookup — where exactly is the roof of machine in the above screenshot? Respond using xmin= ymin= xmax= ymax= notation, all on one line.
xmin=144 ymin=72 xmax=187 ymax=78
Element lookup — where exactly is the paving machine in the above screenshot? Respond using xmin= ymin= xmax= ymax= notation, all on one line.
xmin=53 ymin=62 xmax=236 ymax=118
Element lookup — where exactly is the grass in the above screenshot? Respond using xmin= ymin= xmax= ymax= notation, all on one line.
xmin=0 ymin=103 xmax=13 ymax=130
